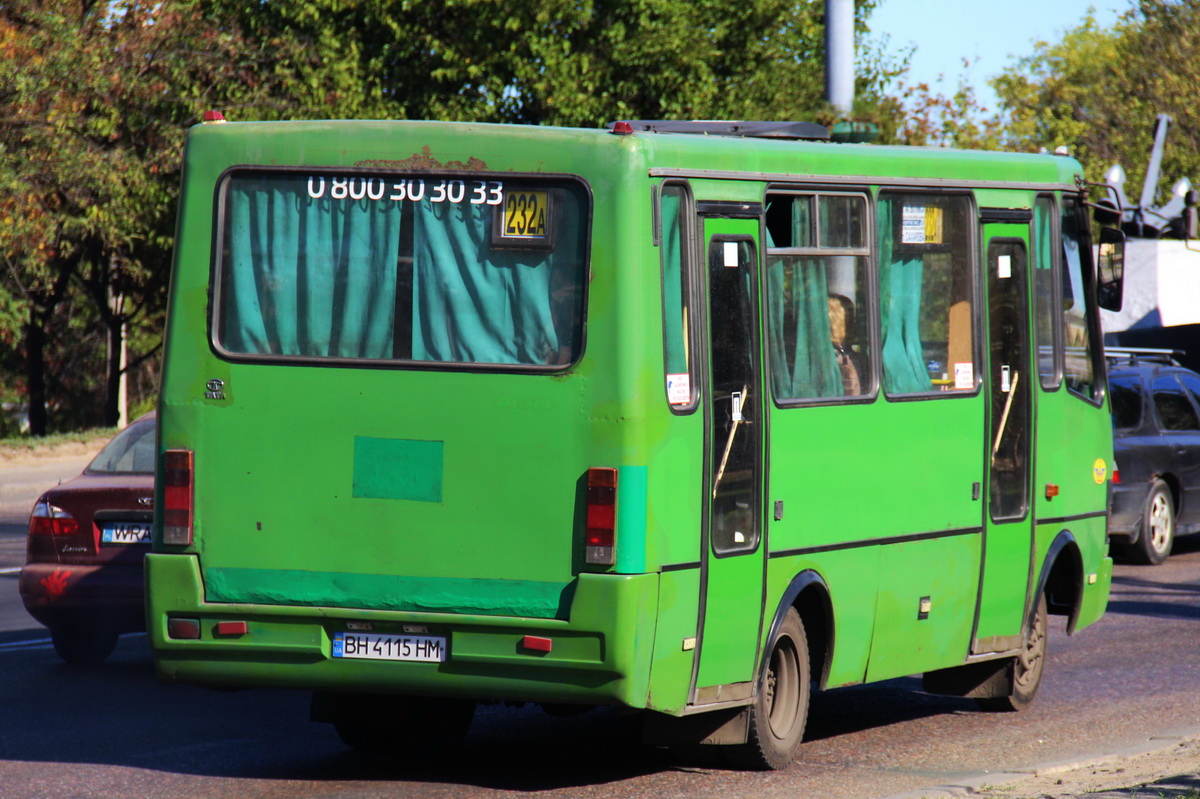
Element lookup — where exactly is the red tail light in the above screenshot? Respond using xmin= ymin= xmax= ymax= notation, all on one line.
xmin=585 ymin=467 xmax=617 ymax=565
xmin=29 ymin=500 xmax=78 ymax=536
xmin=163 ymin=449 xmax=194 ymax=545
xmin=1112 ymin=467 xmax=1121 ymax=485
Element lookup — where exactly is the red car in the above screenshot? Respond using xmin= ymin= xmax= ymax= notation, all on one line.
xmin=19 ymin=413 xmax=156 ymax=664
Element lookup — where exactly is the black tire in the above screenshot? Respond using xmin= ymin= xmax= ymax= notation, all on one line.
xmin=1133 ymin=479 xmax=1175 ymax=565
xmin=977 ymin=593 xmax=1047 ymax=712
xmin=728 ymin=608 xmax=810 ymax=770
xmin=50 ymin=626 xmax=119 ymax=665
xmin=332 ymin=695 xmax=476 ymax=756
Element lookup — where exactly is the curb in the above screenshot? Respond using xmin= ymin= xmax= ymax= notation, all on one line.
xmin=883 ymin=729 xmax=1200 ymax=799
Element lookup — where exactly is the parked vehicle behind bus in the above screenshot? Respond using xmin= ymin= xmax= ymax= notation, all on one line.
xmin=148 ymin=116 xmax=1122 ymax=769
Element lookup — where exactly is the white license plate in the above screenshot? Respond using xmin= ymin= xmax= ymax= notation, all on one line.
xmin=332 ymin=632 xmax=446 ymax=662
xmin=100 ymin=523 xmax=152 ymax=545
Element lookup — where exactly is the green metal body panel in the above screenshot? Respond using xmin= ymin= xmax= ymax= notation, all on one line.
xmin=151 ymin=119 xmax=1111 ymax=720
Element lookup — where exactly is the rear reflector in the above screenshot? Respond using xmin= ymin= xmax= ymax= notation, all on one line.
xmin=522 ymin=635 xmax=553 ymax=653
xmin=167 ymin=617 xmax=201 ymax=640
xmin=585 ymin=467 xmax=617 ymax=565
xmin=28 ymin=500 xmax=79 ymax=536
xmin=215 ymin=621 xmax=248 ymax=636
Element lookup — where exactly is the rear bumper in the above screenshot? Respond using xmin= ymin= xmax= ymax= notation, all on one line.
xmin=1108 ymin=481 xmax=1150 ymax=542
xmin=145 ymin=554 xmax=659 ymax=709
xmin=18 ymin=562 xmax=146 ymax=633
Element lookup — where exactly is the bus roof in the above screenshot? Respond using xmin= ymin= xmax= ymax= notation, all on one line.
xmin=186 ymin=118 xmax=1084 ymax=192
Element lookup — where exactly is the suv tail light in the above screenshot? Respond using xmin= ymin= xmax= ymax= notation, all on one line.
xmin=163 ymin=449 xmax=194 ymax=545
xmin=29 ymin=500 xmax=78 ymax=536
xmin=585 ymin=467 xmax=617 ymax=565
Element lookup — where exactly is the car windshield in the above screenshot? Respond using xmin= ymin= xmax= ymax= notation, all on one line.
xmin=86 ymin=417 xmax=156 ymax=474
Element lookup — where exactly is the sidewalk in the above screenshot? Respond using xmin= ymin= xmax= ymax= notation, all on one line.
xmin=890 ymin=734 xmax=1200 ymax=799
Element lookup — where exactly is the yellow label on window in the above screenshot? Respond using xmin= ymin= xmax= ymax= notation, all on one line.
xmin=501 ymin=191 xmax=549 ymax=239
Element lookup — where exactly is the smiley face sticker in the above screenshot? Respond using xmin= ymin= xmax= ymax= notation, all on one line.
xmin=1092 ymin=458 xmax=1108 ymax=484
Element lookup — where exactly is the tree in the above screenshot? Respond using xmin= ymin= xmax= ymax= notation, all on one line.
xmin=900 ymin=1 xmax=1200 ymax=196
xmin=996 ymin=0 xmax=1200 ymax=197
xmin=0 ymin=0 xmax=912 ymax=434
xmin=0 ymin=0 xmax=286 ymax=434
xmin=208 ymin=0 xmax=905 ymax=128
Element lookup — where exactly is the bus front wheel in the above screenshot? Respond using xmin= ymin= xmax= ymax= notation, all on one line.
xmin=729 ymin=607 xmax=810 ymax=770
xmin=977 ymin=593 xmax=1047 ymax=712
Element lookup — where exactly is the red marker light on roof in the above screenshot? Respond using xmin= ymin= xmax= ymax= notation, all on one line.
xmin=611 ymin=121 xmax=634 ymax=136
xmin=203 ymin=110 xmax=227 ymax=124
xmin=585 ymin=467 xmax=617 ymax=565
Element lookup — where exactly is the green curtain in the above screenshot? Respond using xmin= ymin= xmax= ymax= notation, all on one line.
xmin=878 ymin=201 xmax=933 ymax=394
xmin=767 ymin=258 xmax=842 ymax=399
xmin=225 ymin=181 xmax=401 ymax=358
xmin=412 ymin=198 xmax=574 ymax=365
xmin=765 ymin=198 xmax=841 ymax=399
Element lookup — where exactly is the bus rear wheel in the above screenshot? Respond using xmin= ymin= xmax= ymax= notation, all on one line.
xmin=728 ymin=607 xmax=810 ymax=770
xmin=977 ymin=593 xmax=1047 ymax=712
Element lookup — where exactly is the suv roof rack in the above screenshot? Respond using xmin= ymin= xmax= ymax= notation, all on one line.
xmin=606 ymin=120 xmax=830 ymax=141
xmin=1105 ymin=347 xmax=1184 ymax=366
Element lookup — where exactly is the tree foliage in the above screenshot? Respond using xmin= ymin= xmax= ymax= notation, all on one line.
xmin=890 ymin=0 xmax=1200 ymax=202
xmin=0 ymin=0 xmax=910 ymax=434
xmin=994 ymin=0 xmax=1200 ymax=196
xmin=207 ymin=0 xmax=904 ymax=127
xmin=0 ymin=0 xmax=285 ymax=433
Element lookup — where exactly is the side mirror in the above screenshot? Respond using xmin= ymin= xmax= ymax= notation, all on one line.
xmin=1096 ymin=227 xmax=1125 ymax=312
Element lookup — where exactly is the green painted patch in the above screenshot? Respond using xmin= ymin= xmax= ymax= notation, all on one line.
xmin=353 ymin=436 xmax=443 ymax=503
xmin=205 ymin=567 xmax=572 ymax=619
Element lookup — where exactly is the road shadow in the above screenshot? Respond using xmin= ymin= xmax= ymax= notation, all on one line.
xmin=0 ymin=635 xmax=985 ymax=793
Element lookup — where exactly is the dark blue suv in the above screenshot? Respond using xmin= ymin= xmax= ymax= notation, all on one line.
xmin=1107 ymin=349 xmax=1200 ymax=564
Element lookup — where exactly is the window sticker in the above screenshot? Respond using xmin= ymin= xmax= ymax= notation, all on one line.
xmin=998 ymin=254 xmax=1012 ymax=279
xmin=667 ymin=373 xmax=691 ymax=405
xmin=954 ymin=362 xmax=974 ymax=390
xmin=724 ymin=241 xmax=739 ymax=267
xmin=902 ymin=205 xmax=944 ymax=244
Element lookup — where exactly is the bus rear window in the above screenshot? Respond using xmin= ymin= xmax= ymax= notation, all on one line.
xmin=214 ymin=170 xmax=590 ymax=369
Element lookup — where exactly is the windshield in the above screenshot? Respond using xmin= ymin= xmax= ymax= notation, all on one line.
xmin=86 ymin=416 xmax=157 ymax=474
xmin=213 ymin=169 xmax=590 ymax=370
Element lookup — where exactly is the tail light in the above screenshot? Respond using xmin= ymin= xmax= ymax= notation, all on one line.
xmin=29 ymin=500 xmax=78 ymax=536
xmin=1112 ymin=467 xmax=1121 ymax=485
xmin=163 ymin=449 xmax=194 ymax=545
xmin=585 ymin=467 xmax=617 ymax=565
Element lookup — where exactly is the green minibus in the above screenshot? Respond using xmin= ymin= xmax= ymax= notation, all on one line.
xmin=149 ymin=117 xmax=1121 ymax=768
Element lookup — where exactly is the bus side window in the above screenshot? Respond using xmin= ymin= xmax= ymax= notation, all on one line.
xmin=764 ymin=192 xmax=872 ymax=402
xmin=876 ymin=192 xmax=977 ymax=395
xmin=1060 ymin=198 xmax=1100 ymax=401
xmin=660 ymin=182 xmax=697 ymax=410
xmin=1033 ymin=195 xmax=1062 ymax=389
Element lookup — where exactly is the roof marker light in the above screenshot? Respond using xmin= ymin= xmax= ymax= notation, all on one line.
xmin=203 ymin=110 xmax=228 ymax=124
xmin=611 ymin=121 xmax=634 ymax=136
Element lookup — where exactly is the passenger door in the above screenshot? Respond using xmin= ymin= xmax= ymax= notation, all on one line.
xmin=693 ymin=210 xmax=767 ymax=702
xmin=974 ymin=221 xmax=1035 ymax=652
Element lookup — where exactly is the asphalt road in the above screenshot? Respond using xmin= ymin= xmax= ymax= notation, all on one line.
xmin=1 ymin=455 xmax=1198 ymax=799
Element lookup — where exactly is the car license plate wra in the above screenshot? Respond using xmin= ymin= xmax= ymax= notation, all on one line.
xmin=100 ymin=522 xmax=152 ymax=545
xmin=332 ymin=631 xmax=447 ymax=663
